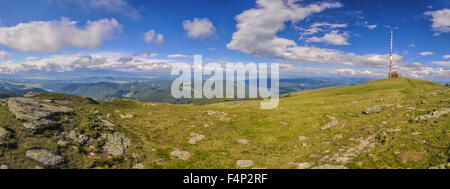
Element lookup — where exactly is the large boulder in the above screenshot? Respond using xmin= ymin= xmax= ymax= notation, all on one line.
xmin=8 ymin=97 xmax=72 ymax=130
xmin=26 ymin=149 xmax=63 ymax=166
xmin=102 ymin=132 xmax=132 ymax=156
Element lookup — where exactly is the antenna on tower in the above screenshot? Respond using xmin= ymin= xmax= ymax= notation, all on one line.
xmin=389 ymin=29 xmax=393 ymax=78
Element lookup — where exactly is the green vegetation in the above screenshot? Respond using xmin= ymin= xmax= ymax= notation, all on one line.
xmin=0 ymin=78 xmax=448 ymax=169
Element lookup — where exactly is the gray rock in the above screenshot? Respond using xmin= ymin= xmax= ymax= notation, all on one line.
xmin=429 ymin=163 xmax=450 ymax=169
xmin=362 ymin=104 xmax=393 ymax=114
xmin=24 ymin=92 xmax=39 ymax=97
xmin=67 ymin=131 xmax=90 ymax=145
xmin=188 ymin=133 xmax=205 ymax=144
xmin=415 ymin=108 xmax=449 ymax=121
xmin=80 ymin=95 xmax=98 ymax=104
xmin=311 ymin=164 xmax=348 ymax=169
xmin=102 ymin=132 xmax=132 ymax=156
xmin=362 ymin=106 xmax=381 ymax=114
xmin=100 ymin=119 xmax=115 ymax=127
xmin=76 ymin=134 xmax=90 ymax=145
xmin=132 ymin=163 xmax=145 ymax=169
xmin=238 ymin=139 xmax=249 ymax=145
xmin=53 ymin=100 xmax=74 ymax=105
xmin=8 ymin=97 xmax=72 ymax=130
xmin=170 ymin=148 xmax=190 ymax=161
xmin=26 ymin=149 xmax=63 ymax=166
xmin=0 ymin=127 xmax=9 ymax=144
xmin=297 ymin=162 xmax=312 ymax=169
xmin=57 ymin=139 xmax=68 ymax=147
xmin=321 ymin=115 xmax=338 ymax=129
xmin=236 ymin=160 xmax=253 ymax=168
xmin=119 ymin=114 xmax=134 ymax=119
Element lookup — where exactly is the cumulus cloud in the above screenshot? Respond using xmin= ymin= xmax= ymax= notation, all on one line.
xmin=49 ymin=0 xmax=141 ymax=19
xmin=0 ymin=18 xmax=122 ymax=52
xmin=420 ymin=51 xmax=434 ymax=56
xmin=167 ymin=54 xmax=193 ymax=58
xmin=306 ymin=30 xmax=350 ymax=45
xmin=226 ymin=0 xmax=404 ymax=68
xmin=0 ymin=50 xmax=12 ymax=59
xmin=182 ymin=18 xmax=216 ymax=38
xmin=144 ymin=30 xmax=164 ymax=44
xmin=425 ymin=9 xmax=450 ymax=36
xmin=443 ymin=55 xmax=450 ymax=59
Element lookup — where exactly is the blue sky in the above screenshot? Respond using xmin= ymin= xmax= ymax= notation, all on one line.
xmin=0 ymin=0 xmax=448 ymax=81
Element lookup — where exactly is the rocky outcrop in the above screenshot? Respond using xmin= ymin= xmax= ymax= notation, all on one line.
xmin=26 ymin=149 xmax=63 ymax=166
xmin=8 ymin=97 xmax=72 ymax=131
xmin=0 ymin=127 xmax=9 ymax=144
xmin=102 ymin=132 xmax=132 ymax=156
xmin=415 ymin=108 xmax=449 ymax=121
xmin=67 ymin=131 xmax=90 ymax=145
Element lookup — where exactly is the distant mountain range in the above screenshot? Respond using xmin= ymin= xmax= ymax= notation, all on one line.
xmin=0 ymin=77 xmax=372 ymax=104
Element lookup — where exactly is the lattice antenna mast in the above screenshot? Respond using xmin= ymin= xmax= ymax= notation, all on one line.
xmin=389 ymin=29 xmax=393 ymax=78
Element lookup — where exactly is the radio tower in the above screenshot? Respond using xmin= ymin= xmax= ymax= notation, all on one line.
xmin=389 ymin=29 xmax=393 ymax=78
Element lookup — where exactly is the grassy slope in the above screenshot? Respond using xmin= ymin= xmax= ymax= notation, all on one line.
xmin=1 ymin=78 xmax=448 ymax=169
xmin=101 ymin=78 xmax=449 ymax=169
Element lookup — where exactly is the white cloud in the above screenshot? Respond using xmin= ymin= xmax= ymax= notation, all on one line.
xmin=310 ymin=22 xmax=347 ymax=29
xmin=167 ymin=54 xmax=193 ymax=59
xmin=50 ymin=0 xmax=140 ymax=19
xmin=182 ymin=18 xmax=216 ymax=38
xmin=300 ymin=22 xmax=348 ymax=39
xmin=357 ymin=21 xmax=377 ymax=30
xmin=0 ymin=50 xmax=12 ymax=59
xmin=25 ymin=57 xmax=41 ymax=61
xmin=443 ymin=55 xmax=450 ymax=59
xmin=0 ymin=52 xmax=180 ymax=74
xmin=144 ymin=30 xmax=164 ymax=44
xmin=0 ymin=18 xmax=122 ymax=52
xmin=431 ymin=61 xmax=450 ymax=67
xmin=409 ymin=44 xmax=416 ymax=48
xmin=226 ymin=0 xmax=412 ymax=68
xmin=331 ymin=68 xmax=381 ymax=77
xmin=366 ymin=25 xmax=377 ymax=30
xmin=306 ymin=30 xmax=350 ymax=45
xmin=425 ymin=9 xmax=450 ymax=36
xmin=409 ymin=67 xmax=449 ymax=78
xmin=420 ymin=51 xmax=434 ymax=56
